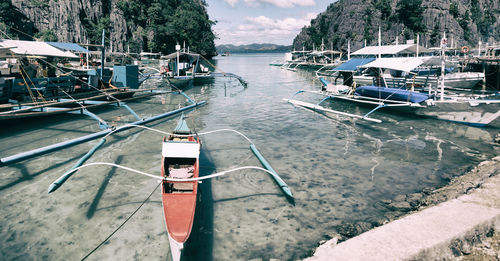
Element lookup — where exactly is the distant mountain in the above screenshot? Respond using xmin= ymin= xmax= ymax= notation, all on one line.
xmin=216 ymin=43 xmax=292 ymax=54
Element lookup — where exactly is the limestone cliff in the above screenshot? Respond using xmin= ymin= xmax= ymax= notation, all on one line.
xmin=3 ymin=0 xmax=216 ymax=57
xmin=293 ymin=0 xmax=500 ymax=52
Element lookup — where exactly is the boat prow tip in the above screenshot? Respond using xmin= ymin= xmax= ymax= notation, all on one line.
xmin=47 ymin=183 xmax=59 ymax=193
xmin=168 ymin=235 xmax=185 ymax=261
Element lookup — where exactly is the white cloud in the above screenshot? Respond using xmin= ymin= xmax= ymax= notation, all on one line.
xmin=223 ymin=0 xmax=239 ymax=7
xmin=215 ymin=13 xmax=317 ymax=45
xmin=245 ymin=14 xmax=315 ymax=31
xmin=261 ymin=0 xmax=315 ymax=8
xmin=223 ymin=0 xmax=315 ymax=8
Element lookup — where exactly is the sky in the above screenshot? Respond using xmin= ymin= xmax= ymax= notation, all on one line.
xmin=205 ymin=0 xmax=335 ymax=46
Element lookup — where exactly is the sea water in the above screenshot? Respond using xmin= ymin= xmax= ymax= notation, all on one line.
xmin=0 ymin=53 xmax=499 ymax=260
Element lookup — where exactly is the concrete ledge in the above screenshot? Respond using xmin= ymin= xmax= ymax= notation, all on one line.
xmin=306 ymin=173 xmax=500 ymax=261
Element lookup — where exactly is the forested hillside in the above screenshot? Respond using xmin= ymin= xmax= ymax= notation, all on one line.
xmin=0 ymin=0 xmax=216 ymax=57
xmin=293 ymin=0 xmax=499 ymax=52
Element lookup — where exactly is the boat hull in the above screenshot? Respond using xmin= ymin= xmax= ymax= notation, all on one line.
xmin=193 ymin=74 xmax=215 ymax=85
xmin=161 ymin=133 xmax=200 ymax=260
xmin=322 ymin=92 xmax=500 ymax=127
xmin=416 ymin=99 xmax=500 ymax=127
xmin=355 ymin=85 xmax=430 ymax=103
xmin=167 ymin=76 xmax=194 ymax=89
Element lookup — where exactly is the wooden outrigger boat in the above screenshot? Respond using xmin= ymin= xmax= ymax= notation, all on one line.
xmin=42 ymin=115 xmax=294 ymax=260
xmin=161 ymin=116 xmax=200 ymax=260
xmin=286 ymin=40 xmax=500 ymax=127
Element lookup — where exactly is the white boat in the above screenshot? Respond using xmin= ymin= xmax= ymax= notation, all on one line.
xmin=286 ymin=55 xmax=500 ymax=127
xmin=159 ymin=51 xmax=213 ymax=88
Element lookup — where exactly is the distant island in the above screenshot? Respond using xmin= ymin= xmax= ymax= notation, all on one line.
xmin=216 ymin=43 xmax=292 ymax=54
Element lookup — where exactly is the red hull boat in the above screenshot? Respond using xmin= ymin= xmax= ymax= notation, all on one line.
xmin=161 ymin=117 xmax=200 ymax=261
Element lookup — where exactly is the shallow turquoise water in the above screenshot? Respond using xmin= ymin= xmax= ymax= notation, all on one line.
xmin=0 ymin=53 xmax=499 ymax=260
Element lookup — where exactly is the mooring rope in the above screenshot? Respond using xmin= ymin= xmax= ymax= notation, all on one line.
xmin=104 ymin=124 xmax=253 ymax=144
xmin=62 ymin=162 xmax=283 ymax=182
xmin=81 ymin=182 xmax=160 ymax=260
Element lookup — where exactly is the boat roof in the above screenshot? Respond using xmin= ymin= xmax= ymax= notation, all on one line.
xmin=47 ymin=42 xmax=89 ymax=53
xmin=351 ymin=44 xmax=433 ymax=56
xmin=162 ymin=141 xmax=200 ymax=158
xmin=0 ymin=39 xmax=78 ymax=58
xmin=0 ymin=47 xmax=13 ymax=58
xmin=311 ymin=50 xmax=342 ymax=56
xmin=359 ymin=57 xmax=433 ymax=72
xmin=162 ymin=51 xmax=200 ymax=60
xmin=332 ymin=57 xmax=376 ymax=72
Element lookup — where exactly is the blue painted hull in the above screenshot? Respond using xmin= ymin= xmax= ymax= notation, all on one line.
xmin=355 ymin=85 xmax=430 ymax=103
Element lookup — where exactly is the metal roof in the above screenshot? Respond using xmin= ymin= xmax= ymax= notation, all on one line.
xmin=332 ymin=57 xmax=376 ymax=72
xmin=47 ymin=42 xmax=89 ymax=53
xmin=351 ymin=44 xmax=433 ymax=56
xmin=0 ymin=39 xmax=78 ymax=58
xmin=359 ymin=57 xmax=432 ymax=72
xmin=161 ymin=51 xmax=200 ymax=60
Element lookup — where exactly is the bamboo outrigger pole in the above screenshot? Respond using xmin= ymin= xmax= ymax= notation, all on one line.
xmin=0 ymin=101 xmax=207 ymax=167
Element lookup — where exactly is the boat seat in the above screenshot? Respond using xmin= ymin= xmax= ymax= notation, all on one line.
xmin=172 ymin=182 xmax=193 ymax=191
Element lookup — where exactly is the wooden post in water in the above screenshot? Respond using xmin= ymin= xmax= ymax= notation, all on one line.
xmin=347 ymin=39 xmax=351 ymax=60
xmin=378 ymin=27 xmax=381 ymax=59
xmin=416 ymin=34 xmax=420 ymax=57
xmin=440 ymin=32 xmax=446 ymax=101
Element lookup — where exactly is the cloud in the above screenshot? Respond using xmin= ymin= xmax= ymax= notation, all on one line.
xmin=224 ymin=0 xmax=239 ymax=7
xmin=245 ymin=13 xmax=316 ymax=31
xmin=224 ymin=0 xmax=315 ymax=8
xmin=215 ymin=13 xmax=317 ymax=45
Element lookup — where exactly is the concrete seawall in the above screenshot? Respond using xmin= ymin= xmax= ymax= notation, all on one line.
xmin=306 ymin=157 xmax=500 ymax=260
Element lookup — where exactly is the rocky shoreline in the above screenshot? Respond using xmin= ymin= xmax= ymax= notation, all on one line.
xmin=320 ymin=155 xmax=500 ymax=259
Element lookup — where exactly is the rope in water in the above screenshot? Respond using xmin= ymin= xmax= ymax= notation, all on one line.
xmin=104 ymin=124 xmax=253 ymax=144
xmin=62 ymin=162 xmax=283 ymax=182
xmin=81 ymin=182 xmax=160 ymax=260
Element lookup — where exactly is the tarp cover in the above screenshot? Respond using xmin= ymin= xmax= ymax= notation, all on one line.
xmin=355 ymin=85 xmax=430 ymax=103
xmin=359 ymin=57 xmax=432 ymax=72
xmin=332 ymin=57 xmax=376 ymax=72
xmin=174 ymin=116 xmax=191 ymax=134
xmin=47 ymin=42 xmax=89 ymax=53
xmin=0 ymin=39 xmax=77 ymax=58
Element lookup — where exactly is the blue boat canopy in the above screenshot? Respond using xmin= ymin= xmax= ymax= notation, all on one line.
xmin=47 ymin=42 xmax=89 ymax=53
xmin=332 ymin=57 xmax=376 ymax=72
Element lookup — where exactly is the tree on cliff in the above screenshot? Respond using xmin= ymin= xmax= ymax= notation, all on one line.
xmin=0 ymin=1 xmax=37 ymax=40
xmin=293 ymin=0 xmax=499 ymax=52
xmin=116 ymin=0 xmax=216 ymax=57
xmin=395 ymin=0 xmax=426 ymax=37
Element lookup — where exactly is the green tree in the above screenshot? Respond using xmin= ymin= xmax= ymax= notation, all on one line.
xmin=0 ymin=1 xmax=37 ymax=40
xmin=34 ymin=29 xmax=57 ymax=41
xmin=373 ymin=0 xmax=392 ymax=20
xmin=429 ymin=21 xmax=440 ymax=46
xmin=449 ymin=3 xmax=459 ymax=18
xmin=395 ymin=0 xmax=426 ymax=34
xmin=458 ymin=10 xmax=472 ymax=43
xmin=116 ymin=0 xmax=216 ymax=57
xmin=363 ymin=7 xmax=374 ymax=44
